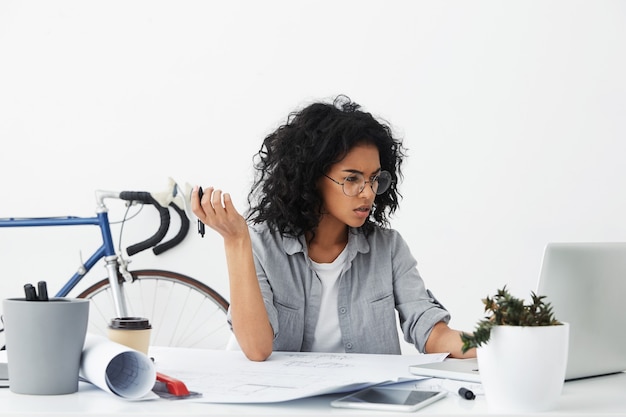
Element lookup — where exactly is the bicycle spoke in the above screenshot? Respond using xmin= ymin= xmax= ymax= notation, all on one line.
xmin=78 ymin=270 xmax=230 ymax=349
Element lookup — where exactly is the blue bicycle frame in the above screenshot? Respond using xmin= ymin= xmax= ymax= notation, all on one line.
xmin=0 ymin=214 xmax=116 ymax=290
xmin=1 ymin=186 xmax=187 ymax=319
xmin=1 ymin=196 xmax=129 ymax=317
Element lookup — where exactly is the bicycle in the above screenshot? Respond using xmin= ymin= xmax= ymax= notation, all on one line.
xmin=0 ymin=179 xmax=230 ymax=350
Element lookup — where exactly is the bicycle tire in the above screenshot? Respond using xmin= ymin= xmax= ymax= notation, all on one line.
xmin=77 ymin=269 xmax=231 ymax=350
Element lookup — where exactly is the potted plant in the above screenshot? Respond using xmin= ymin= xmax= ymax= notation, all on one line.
xmin=461 ymin=286 xmax=569 ymax=413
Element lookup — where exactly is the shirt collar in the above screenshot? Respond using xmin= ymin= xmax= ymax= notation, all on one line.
xmin=282 ymin=228 xmax=371 ymax=258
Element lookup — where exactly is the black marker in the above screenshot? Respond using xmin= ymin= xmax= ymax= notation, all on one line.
xmin=24 ymin=283 xmax=37 ymax=301
xmin=458 ymin=387 xmax=475 ymax=400
xmin=431 ymin=379 xmax=477 ymax=401
xmin=37 ymin=281 xmax=49 ymax=301
xmin=197 ymin=186 xmax=205 ymax=238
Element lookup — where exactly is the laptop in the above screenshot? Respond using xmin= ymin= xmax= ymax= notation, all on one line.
xmin=410 ymin=242 xmax=626 ymax=383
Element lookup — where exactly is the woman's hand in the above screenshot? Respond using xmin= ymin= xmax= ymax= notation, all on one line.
xmin=425 ymin=322 xmax=477 ymax=359
xmin=191 ymin=186 xmax=248 ymax=242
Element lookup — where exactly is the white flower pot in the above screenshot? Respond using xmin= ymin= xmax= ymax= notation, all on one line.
xmin=477 ymin=322 xmax=569 ymax=413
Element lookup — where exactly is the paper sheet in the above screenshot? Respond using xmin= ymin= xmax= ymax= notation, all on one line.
xmin=80 ymin=334 xmax=156 ymax=400
xmin=150 ymin=347 xmax=447 ymax=403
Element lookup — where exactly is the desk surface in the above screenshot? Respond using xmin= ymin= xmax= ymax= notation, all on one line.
xmin=0 ymin=348 xmax=626 ymax=417
xmin=1 ymin=371 xmax=625 ymax=416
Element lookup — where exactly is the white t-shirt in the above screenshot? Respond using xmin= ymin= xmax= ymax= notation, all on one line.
xmin=309 ymin=246 xmax=348 ymax=352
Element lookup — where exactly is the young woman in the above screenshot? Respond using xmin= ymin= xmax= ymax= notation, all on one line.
xmin=192 ymin=95 xmax=475 ymax=361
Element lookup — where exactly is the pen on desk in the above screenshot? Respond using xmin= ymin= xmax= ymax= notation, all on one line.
xmin=414 ymin=378 xmax=478 ymax=400
xmin=197 ymin=186 xmax=205 ymax=238
xmin=37 ymin=281 xmax=49 ymax=301
xmin=439 ymin=379 xmax=476 ymax=400
xmin=24 ymin=283 xmax=37 ymax=301
xmin=457 ymin=386 xmax=475 ymax=400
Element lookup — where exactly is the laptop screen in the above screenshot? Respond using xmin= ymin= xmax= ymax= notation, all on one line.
xmin=537 ymin=242 xmax=626 ymax=380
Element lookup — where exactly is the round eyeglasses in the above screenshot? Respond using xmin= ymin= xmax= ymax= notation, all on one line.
xmin=324 ymin=171 xmax=392 ymax=197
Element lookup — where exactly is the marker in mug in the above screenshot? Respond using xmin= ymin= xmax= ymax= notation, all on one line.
xmin=37 ymin=281 xmax=49 ymax=301
xmin=197 ymin=186 xmax=205 ymax=238
xmin=24 ymin=284 xmax=37 ymax=301
xmin=23 ymin=281 xmax=49 ymax=301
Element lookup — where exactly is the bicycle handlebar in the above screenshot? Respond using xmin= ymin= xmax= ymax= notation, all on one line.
xmin=96 ymin=179 xmax=192 ymax=257
xmin=120 ymin=191 xmax=171 ymax=256
xmin=152 ymin=201 xmax=189 ymax=255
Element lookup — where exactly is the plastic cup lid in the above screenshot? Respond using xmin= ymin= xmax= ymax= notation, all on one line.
xmin=109 ymin=317 xmax=152 ymax=330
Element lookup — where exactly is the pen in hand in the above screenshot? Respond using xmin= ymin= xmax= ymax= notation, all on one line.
xmin=197 ymin=186 xmax=205 ymax=238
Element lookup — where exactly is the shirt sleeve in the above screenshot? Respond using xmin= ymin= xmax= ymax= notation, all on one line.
xmin=249 ymin=226 xmax=281 ymax=340
xmin=390 ymin=231 xmax=451 ymax=352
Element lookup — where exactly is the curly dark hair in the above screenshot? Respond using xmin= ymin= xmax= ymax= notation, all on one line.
xmin=246 ymin=95 xmax=407 ymax=237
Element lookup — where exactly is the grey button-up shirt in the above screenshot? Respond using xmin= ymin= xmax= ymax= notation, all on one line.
xmin=241 ymin=223 xmax=450 ymax=354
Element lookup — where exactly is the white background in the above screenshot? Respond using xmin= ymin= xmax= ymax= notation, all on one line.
xmin=1 ymin=1 xmax=625 ymax=348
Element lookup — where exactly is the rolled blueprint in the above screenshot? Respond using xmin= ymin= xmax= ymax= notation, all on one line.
xmin=80 ymin=334 xmax=156 ymax=399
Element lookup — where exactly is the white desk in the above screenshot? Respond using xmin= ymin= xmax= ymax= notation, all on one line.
xmin=1 ymin=348 xmax=625 ymax=416
xmin=1 ymin=373 xmax=626 ymax=416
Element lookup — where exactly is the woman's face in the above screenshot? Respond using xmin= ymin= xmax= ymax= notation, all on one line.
xmin=318 ymin=143 xmax=381 ymax=229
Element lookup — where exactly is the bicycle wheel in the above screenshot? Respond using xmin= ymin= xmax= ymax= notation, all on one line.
xmin=77 ymin=269 xmax=231 ymax=350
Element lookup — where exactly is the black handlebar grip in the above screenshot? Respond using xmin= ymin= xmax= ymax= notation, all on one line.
xmin=152 ymin=201 xmax=190 ymax=255
xmin=120 ymin=191 xmax=171 ymax=256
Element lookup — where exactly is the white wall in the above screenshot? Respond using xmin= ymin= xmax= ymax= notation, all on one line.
xmin=1 ymin=1 xmax=625 ymax=341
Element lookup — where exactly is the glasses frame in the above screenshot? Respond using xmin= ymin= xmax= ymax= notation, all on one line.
xmin=324 ymin=170 xmax=392 ymax=197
